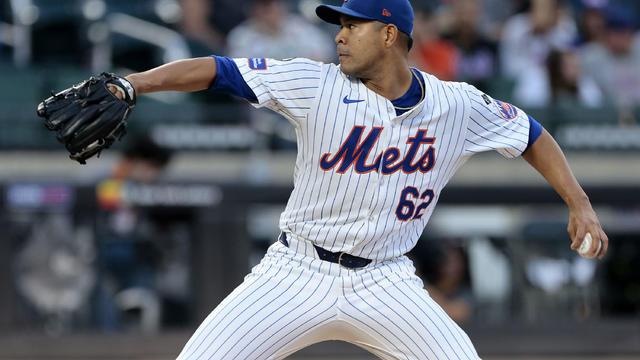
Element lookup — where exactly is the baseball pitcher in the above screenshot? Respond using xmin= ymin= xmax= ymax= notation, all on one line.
xmin=37 ymin=0 xmax=608 ymax=358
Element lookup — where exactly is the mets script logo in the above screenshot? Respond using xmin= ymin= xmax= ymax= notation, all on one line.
xmin=494 ymin=100 xmax=518 ymax=120
xmin=248 ymin=58 xmax=267 ymax=70
xmin=320 ymin=126 xmax=436 ymax=175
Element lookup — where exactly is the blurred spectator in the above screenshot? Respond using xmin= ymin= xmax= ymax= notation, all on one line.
xmin=477 ymin=0 xmax=529 ymax=40
xmin=414 ymin=238 xmax=473 ymax=324
xmin=499 ymin=0 xmax=578 ymax=79
xmin=225 ymin=0 xmax=334 ymax=151
xmin=409 ymin=4 xmax=459 ymax=81
xmin=513 ymin=48 xmax=603 ymax=107
xmin=581 ymin=5 xmax=640 ymax=110
xmin=546 ymin=49 xmax=602 ymax=106
xmin=575 ymin=2 xmax=608 ymax=45
xmin=444 ymin=0 xmax=499 ymax=91
xmin=226 ymin=0 xmax=334 ymax=62
xmin=94 ymin=135 xmax=173 ymax=331
xmin=109 ymin=135 xmax=172 ymax=184
xmin=429 ymin=0 xmax=526 ymax=42
xmin=180 ymin=0 xmax=225 ymax=52
xmin=180 ymin=0 xmax=247 ymax=55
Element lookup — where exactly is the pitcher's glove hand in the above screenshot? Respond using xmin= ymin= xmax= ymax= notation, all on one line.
xmin=37 ymin=72 xmax=136 ymax=164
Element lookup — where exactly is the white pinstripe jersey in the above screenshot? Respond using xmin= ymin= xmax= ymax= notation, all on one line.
xmin=234 ymin=57 xmax=531 ymax=261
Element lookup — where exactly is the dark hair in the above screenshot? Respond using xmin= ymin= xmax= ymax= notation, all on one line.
xmin=546 ymin=49 xmax=578 ymax=99
xmin=398 ymin=30 xmax=413 ymax=52
xmin=413 ymin=239 xmax=471 ymax=286
xmin=378 ymin=22 xmax=413 ymax=52
xmin=523 ymin=0 xmax=566 ymax=12
xmin=123 ymin=135 xmax=172 ymax=168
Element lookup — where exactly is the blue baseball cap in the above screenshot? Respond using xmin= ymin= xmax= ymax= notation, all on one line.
xmin=316 ymin=0 xmax=414 ymax=36
xmin=605 ymin=6 xmax=636 ymax=30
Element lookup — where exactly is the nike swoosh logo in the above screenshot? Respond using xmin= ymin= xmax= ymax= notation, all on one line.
xmin=343 ymin=96 xmax=364 ymax=104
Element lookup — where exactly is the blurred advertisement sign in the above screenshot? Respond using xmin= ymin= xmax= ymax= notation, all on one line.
xmin=6 ymin=183 xmax=74 ymax=210
xmin=97 ymin=180 xmax=222 ymax=209
xmin=151 ymin=125 xmax=257 ymax=150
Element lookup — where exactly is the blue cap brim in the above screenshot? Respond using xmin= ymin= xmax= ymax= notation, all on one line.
xmin=316 ymin=4 xmax=377 ymax=25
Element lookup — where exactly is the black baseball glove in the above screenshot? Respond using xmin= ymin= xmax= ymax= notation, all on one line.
xmin=37 ymin=72 xmax=136 ymax=164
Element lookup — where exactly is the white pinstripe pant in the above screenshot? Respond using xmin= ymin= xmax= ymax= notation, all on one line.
xmin=176 ymin=235 xmax=480 ymax=360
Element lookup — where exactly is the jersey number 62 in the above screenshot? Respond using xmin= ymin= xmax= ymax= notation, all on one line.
xmin=395 ymin=186 xmax=435 ymax=221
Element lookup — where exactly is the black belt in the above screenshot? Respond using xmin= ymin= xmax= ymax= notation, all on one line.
xmin=279 ymin=232 xmax=372 ymax=269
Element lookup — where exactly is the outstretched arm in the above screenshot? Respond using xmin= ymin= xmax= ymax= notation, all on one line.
xmin=125 ymin=57 xmax=218 ymax=95
xmin=522 ymin=129 xmax=608 ymax=259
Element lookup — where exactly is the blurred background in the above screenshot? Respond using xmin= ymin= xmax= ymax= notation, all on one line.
xmin=0 ymin=0 xmax=639 ymax=359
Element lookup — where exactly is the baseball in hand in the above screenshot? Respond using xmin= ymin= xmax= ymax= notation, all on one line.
xmin=578 ymin=232 xmax=601 ymax=258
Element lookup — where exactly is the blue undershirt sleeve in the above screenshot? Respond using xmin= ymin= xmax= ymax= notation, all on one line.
xmin=209 ymin=55 xmax=258 ymax=103
xmin=524 ymin=115 xmax=543 ymax=153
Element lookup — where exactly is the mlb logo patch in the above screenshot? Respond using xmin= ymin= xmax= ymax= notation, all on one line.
xmin=494 ymin=100 xmax=518 ymax=120
xmin=248 ymin=58 xmax=267 ymax=70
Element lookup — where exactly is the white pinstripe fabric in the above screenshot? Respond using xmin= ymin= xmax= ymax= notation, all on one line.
xmin=234 ymin=57 xmax=530 ymax=261
xmin=176 ymin=235 xmax=480 ymax=360
xmin=176 ymin=57 xmax=532 ymax=358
